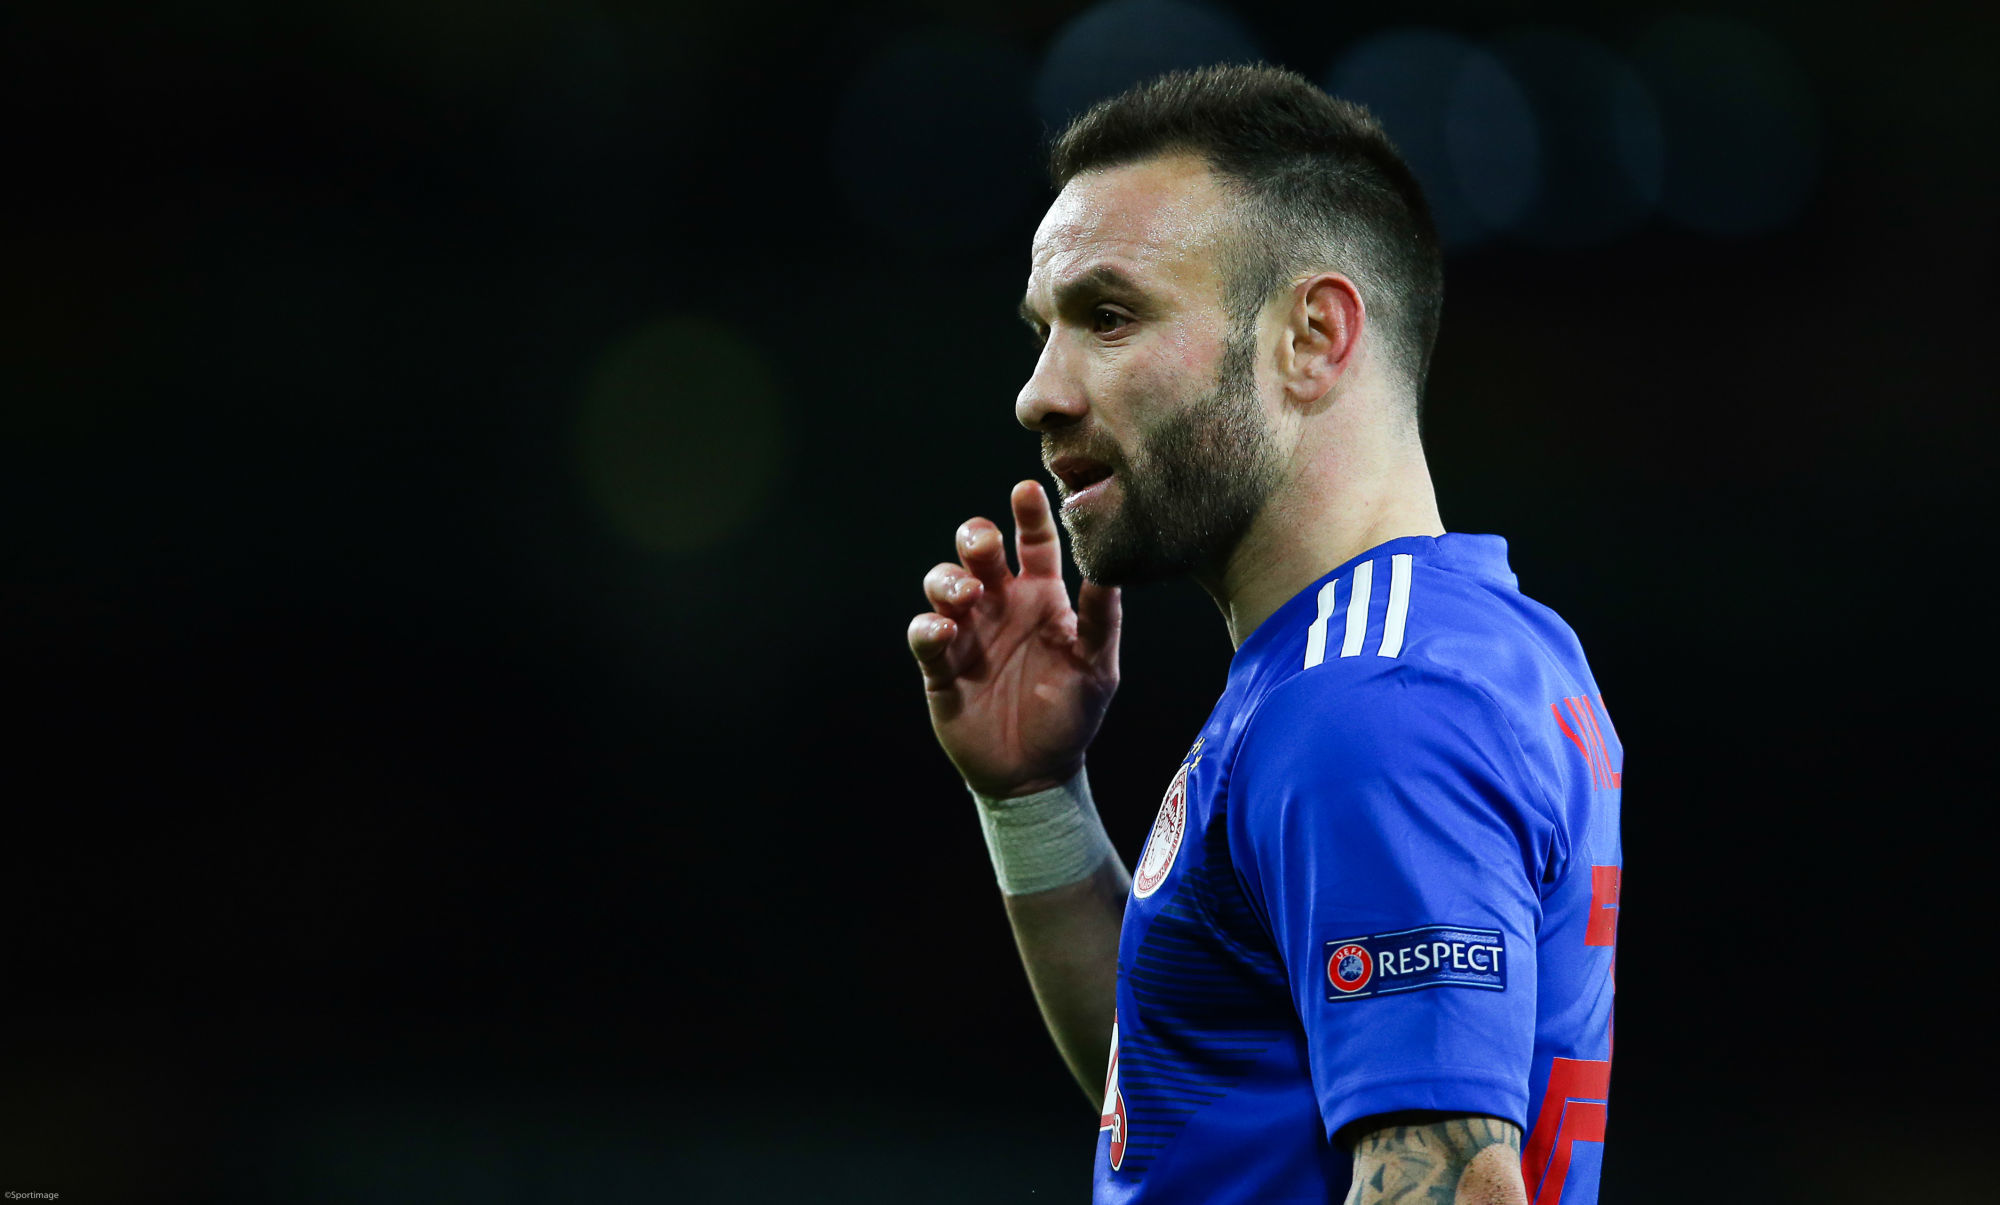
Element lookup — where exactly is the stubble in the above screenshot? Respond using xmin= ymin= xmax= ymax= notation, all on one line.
xmin=1055 ymin=328 xmax=1281 ymax=586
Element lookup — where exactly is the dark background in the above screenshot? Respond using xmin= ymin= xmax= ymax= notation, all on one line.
xmin=4 ymin=0 xmax=1992 ymax=1200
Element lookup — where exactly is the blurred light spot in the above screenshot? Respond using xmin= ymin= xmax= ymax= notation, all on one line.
xmin=1034 ymin=0 xmax=1262 ymax=129
xmin=575 ymin=317 xmax=785 ymax=554
xmin=1635 ymin=16 xmax=1821 ymax=237
xmin=830 ymin=30 xmax=1038 ymax=250
xmin=1488 ymin=29 xmax=1663 ymax=246
xmin=1328 ymin=29 xmax=1539 ymax=250
xmin=1446 ymin=50 xmax=1544 ymax=237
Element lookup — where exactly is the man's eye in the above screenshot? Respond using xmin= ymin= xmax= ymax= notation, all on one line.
xmin=1092 ymin=308 xmax=1130 ymax=334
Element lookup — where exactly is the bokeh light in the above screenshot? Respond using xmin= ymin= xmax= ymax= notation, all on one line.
xmin=1487 ymin=29 xmax=1663 ymax=247
xmin=1635 ymin=15 xmax=1821 ymax=236
xmin=1327 ymin=29 xmax=1539 ymax=250
xmin=1034 ymin=0 xmax=1262 ymax=129
xmin=574 ymin=316 xmax=786 ymax=554
xmin=830 ymin=29 xmax=1039 ymax=250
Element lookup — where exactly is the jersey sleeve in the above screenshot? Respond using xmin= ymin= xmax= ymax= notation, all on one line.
xmin=1227 ymin=663 xmax=1561 ymax=1141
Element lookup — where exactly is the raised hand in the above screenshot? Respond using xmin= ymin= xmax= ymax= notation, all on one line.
xmin=908 ymin=480 xmax=1122 ymax=798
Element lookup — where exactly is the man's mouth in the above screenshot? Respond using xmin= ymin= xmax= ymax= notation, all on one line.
xmin=1050 ymin=454 xmax=1115 ymax=504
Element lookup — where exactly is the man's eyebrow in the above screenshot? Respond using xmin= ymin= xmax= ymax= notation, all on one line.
xmin=1018 ymin=264 xmax=1146 ymax=329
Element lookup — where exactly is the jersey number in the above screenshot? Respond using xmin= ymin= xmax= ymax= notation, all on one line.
xmin=1521 ymin=865 xmax=1618 ymax=1204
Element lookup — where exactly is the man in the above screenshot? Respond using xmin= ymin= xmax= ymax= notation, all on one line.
xmin=907 ymin=65 xmax=1621 ymax=1204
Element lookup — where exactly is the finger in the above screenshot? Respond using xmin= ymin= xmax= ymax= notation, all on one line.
xmin=1010 ymin=479 xmax=1063 ymax=580
xmin=957 ymin=517 xmax=1012 ymax=588
xmin=1077 ymin=580 xmax=1122 ymax=664
xmin=922 ymin=561 xmax=984 ymax=617
xmin=907 ymin=612 xmax=960 ymax=689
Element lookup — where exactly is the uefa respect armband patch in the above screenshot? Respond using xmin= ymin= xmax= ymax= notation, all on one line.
xmin=1324 ymin=924 xmax=1506 ymax=1001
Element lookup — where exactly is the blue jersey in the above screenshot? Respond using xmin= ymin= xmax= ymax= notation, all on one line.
xmin=1095 ymin=534 xmax=1622 ymax=1204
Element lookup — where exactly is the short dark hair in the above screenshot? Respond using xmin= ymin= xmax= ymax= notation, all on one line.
xmin=1049 ymin=63 xmax=1444 ymax=405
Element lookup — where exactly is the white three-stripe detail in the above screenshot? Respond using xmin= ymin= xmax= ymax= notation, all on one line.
xmin=1377 ymin=553 xmax=1413 ymax=658
xmin=1303 ymin=579 xmax=1338 ymax=669
xmin=1339 ymin=558 xmax=1374 ymax=657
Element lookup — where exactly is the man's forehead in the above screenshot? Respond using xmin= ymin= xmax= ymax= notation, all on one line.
xmin=1026 ymin=154 xmax=1233 ymax=300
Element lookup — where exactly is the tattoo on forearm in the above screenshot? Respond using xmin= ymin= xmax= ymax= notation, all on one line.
xmin=1343 ymin=1115 xmax=1523 ymax=1205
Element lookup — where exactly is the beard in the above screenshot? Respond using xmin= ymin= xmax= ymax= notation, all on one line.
xmin=1050 ymin=328 xmax=1282 ymax=586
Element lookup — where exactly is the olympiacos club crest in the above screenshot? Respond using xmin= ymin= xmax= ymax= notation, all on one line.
xmin=1133 ymin=740 xmax=1201 ymax=899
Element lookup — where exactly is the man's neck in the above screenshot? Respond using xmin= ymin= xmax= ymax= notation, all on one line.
xmin=1199 ymin=437 xmax=1444 ymax=650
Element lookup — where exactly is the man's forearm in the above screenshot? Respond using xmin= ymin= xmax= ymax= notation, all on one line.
xmin=1344 ymin=1114 xmax=1526 ymax=1205
xmin=1001 ymin=853 xmax=1129 ymax=1104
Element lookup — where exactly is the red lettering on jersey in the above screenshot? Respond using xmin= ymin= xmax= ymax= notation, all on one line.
xmin=1591 ymin=695 xmax=1623 ymax=788
xmin=1553 ymin=697 xmax=1622 ymax=790
xmin=1523 ymin=851 xmax=1621 ymax=1200
xmin=1522 ymin=1057 xmax=1611 ymax=1205
xmin=1579 ymin=696 xmax=1620 ymax=789
xmin=1586 ymin=865 xmax=1621 ymax=947
xmin=1552 ymin=702 xmax=1597 ymax=788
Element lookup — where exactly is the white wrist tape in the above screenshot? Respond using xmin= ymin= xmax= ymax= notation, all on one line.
xmin=971 ymin=767 xmax=1116 ymax=896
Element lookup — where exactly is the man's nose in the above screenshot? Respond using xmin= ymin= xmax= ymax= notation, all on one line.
xmin=1015 ymin=339 xmax=1089 ymax=432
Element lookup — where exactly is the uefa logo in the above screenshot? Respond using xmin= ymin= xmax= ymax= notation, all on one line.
xmin=1327 ymin=943 xmax=1374 ymax=994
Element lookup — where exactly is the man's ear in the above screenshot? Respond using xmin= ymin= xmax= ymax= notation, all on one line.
xmin=1279 ymin=273 xmax=1365 ymax=410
